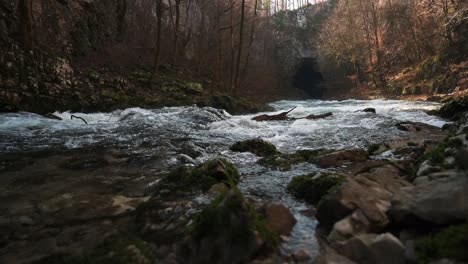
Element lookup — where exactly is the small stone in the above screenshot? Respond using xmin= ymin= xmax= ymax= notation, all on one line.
xmin=293 ymin=249 xmax=311 ymax=261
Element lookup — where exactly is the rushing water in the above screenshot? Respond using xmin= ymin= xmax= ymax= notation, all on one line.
xmin=0 ymin=99 xmax=445 ymax=260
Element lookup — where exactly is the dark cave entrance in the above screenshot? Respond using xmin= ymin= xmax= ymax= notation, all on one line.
xmin=293 ymin=58 xmax=324 ymax=98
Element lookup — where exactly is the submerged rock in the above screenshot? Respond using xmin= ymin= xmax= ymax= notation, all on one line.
xmin=230 ymin=139 xmax=278 ymax=157
xmin=360 ymin=108 xmax=377 ymax=114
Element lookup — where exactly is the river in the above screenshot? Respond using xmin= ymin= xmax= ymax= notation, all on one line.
xmin=0 ymin=99 xmax=446 ymax=261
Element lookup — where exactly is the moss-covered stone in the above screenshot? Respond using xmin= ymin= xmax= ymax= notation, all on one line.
xmin=287 ymin=173 xmax=345 ymax=205
xmin=37 ymin=235 xmax=155 ymax=264
xmin=415 ymin=223 xmax=468 ymax=264
xmin=185 ymin=189 xmax=279 ymax=263
xmin=258 ymin=149 xmax=334 ymax=171
xmin=230 ymin=139 xmax=279 ymax=157
xmin=367 ymin=143 xmax=389 ymax=155
xmin=166 ymin=158 xmax=240 ymax=192
xmin=423 ymin=137 xmax=463 ymax=165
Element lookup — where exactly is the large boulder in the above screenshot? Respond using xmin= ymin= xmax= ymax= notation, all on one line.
xmin=389 ymin=176 xmax=468 ymax=226
xmin=315 ymin=149 xmax=368 ymax=167
xmin=435 ymin=96 xmax=468 ymax=121
xmin=262 ymin=202 xmax=297 ymax=236
xmin=333 ymin=233 xmax=406 ymax=264
xmin=317 ymin=165 xmax=411 ymax=232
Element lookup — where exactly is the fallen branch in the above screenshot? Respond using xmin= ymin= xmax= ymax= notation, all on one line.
xmin=252 ymin=107 xmax=297 ymax=121
xmin=71 ymin=115 xmax=88 ymax=124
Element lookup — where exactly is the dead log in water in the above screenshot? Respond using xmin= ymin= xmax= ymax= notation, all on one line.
xmin=252 ymin=107 xmax=297 ymax=121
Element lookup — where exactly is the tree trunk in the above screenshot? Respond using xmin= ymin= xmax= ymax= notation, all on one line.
xmin=19 ymin=0 xmax=34 ymax=49
xmin=234 ymin=0 xmax=246 ymax=92
xmin=150 ymin=0 xmax=164 ymax=83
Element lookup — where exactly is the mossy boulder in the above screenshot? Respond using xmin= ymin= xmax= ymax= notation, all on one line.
xmin=423 ymin=136 xmax=463 ymax=165
xmin=230 ymin=139 xmax=278 ymax=157
xmin=415 ymin=223 xmax=468 ymax=264
xmin=183 ymin=189 xmax=279 ymax=263
xmin=258 ymin=149 xmax=334 ymax=171
xmin=287 ymin=173 xmax=345 ymax=205
xmin=166 ymin=158 xmax=240 ymax=192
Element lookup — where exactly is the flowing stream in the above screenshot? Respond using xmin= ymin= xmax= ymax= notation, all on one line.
xmin=0 ymin=99 xmax=446 ymax=260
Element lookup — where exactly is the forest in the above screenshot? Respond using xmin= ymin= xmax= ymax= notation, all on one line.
xmin=0 ymin=0 xmax=468 ymax=264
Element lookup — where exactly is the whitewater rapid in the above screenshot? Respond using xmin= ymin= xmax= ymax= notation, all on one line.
xmin=0 ymin=99 xmax=446 ymax=259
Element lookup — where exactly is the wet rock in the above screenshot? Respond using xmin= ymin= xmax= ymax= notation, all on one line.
xmin=258 ymin=149 xmax=334 ymax=171
xmin=361 ymin=108 xmax=376 ymax=114
xmin=288 ymin=173 xmax=345 ymax=205
xmin=334 ymin=233 xmax=405 ymax=264
xmin=367 ymin=144 xmax=389 ymax=155
xmin=293 ymin=249 xmax=311 ymax=261
xmin=413 ymin=176 xmax=430 ymax=185
xmin=305 ymin=112 xmax=333 ymax=120
xmin=315 ymin=149 xmax=368 ymax=167
xmin=230 ymin=139 xmax=279 ymax=157
xmin=317 ymin=165 xmax=410 ymax=231
xmin=165 ymin=158 xmax=240 ymax=192
xmin=315 ymin=242 xmax=357 ymax=264
xmin=416 ymin=160 xmax=442 ymax=177
xmin=42 ymin=113 xmax=62 ymax=120
xmin=181 ymin=189 xmax=279 ymax=263
xmin=389 ymin=176 xmax=468 ymax=226
xmin=396 ymin=122 xmax=421 ymax=132
xmin=426 ymin=96 xmax=442 ymax=102
xmin=262 ymin=202 xmax=296 ymax=236
xmin=434 ymin=96 xmax=468 ymax=121
xmin=327 ymin=209 xmax=370 ymax=243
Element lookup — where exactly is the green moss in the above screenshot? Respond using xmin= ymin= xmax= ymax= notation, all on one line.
xmin=367 ymin=144 xmax=380 ymax=155
xmin=258 ymin=149 xmax=334 ymax=171
xmin=287 ymin=173 xmax=345 ymax=205
xmin=166 ymin=158 xmax=240 ymax=192
xmin=230 ymin=139 xmax=278 ymax=157
xmin=190 ymin=189 xmax=279 ymax=254
xmin=38 ymin=235 xmax=155 ymax=264
xmin=415 ymin=223 xmax=468 ymax=264
xmin=423 ymin=137 xmax=463 ymax=164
